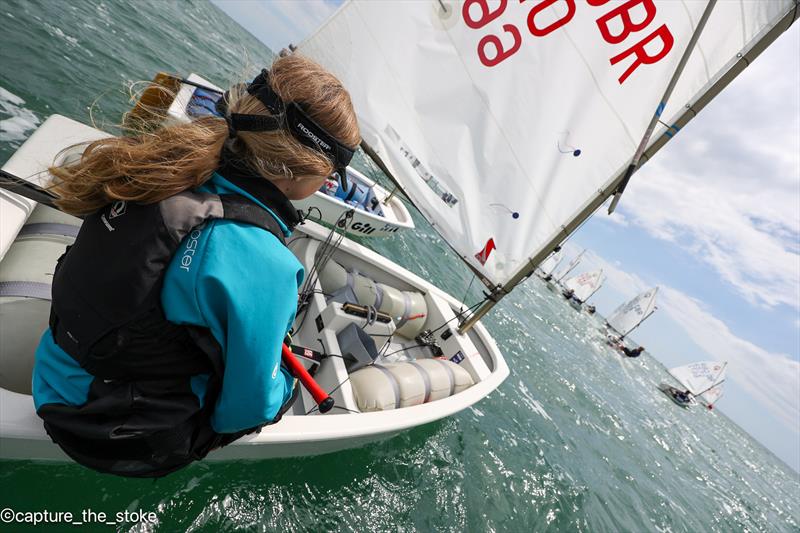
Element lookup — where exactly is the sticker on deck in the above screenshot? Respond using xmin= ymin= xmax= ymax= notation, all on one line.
xmin=450 ymin=351 xmax=465 ymax=364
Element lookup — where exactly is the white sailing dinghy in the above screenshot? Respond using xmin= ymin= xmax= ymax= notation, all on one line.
xmin=546 ymin=250 xmax=585 ymax=293
xmin=157 ymin=73 xmax=415 ymax=239
xmin=1 ymin=0 xmax=796 ymax=462
xmin=561 ymin=269 xmax=604 ymax=311
xmin=605 ymin=287 xmax=659 ymax=345
xmin=536 ymin=249 xmax=563 ymax=281
xmin=659 ymin=361 xmax=727 ymax=408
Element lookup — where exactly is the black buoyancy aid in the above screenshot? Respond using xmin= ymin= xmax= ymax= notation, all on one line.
xmin=40 ymin=179 xmax=300 ymax=478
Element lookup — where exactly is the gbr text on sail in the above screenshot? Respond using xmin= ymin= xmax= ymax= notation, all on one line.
xmin=464 ymin=0 xmax=674 ymax=83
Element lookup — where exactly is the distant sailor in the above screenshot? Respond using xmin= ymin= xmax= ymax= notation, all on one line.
xmin=621 ymin=346 xmax=644 ymax=358
xmin=31 ymin=54 xmax=360 ymax=476
xmin=673 ymin=389 xmax=692 ymax=403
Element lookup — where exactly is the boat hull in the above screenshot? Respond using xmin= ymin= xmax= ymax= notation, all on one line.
xmin=293 ymin=167 xmax=415 ymax=238
xmin=657 ymin=384 xmax=694 ymax=408
xmin=0 ymin=115 xmax=508 ymax=462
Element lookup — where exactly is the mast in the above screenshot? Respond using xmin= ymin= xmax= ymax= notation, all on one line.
xmin=458 ymin=3 xmax=799 ymax=334
xmin=359 ymin=139 xmax=414 ymax=207
xmin=556 ymin=250 xmax=585 ymax=283
xmin=584 ymin=271 xmax=604 ymax=303
xmin=620 ymin=307 xmax=657 ymax=341
xmin=607 ymin=0 xmax=719 ymax=214
xmin=694 ymin=378 xmax=726 ymax=401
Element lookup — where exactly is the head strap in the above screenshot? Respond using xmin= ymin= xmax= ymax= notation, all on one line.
xmin=227 ymin=69 xmax=356 ymax=184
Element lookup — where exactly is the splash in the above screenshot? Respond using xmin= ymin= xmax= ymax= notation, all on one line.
xmin=0 ymin=86 xmax=40 ymax=144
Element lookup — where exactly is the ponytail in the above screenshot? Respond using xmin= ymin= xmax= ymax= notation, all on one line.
xmin=51 ymin=117 xmax=228 ymax=216
xmin=50 ymin=53 xmax=360 ymax=216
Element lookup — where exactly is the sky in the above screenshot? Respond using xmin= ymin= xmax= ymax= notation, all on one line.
xmin=211 ymin=0 xmax=800 ymax=472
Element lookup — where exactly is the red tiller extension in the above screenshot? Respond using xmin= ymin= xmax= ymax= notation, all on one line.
xmin=281 ymin=343 xmax=334 ymax=413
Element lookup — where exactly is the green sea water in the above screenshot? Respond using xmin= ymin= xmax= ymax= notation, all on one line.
xmin=1 ymin=1 xmax=798 ymax=531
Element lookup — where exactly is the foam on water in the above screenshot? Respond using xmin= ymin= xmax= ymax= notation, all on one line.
xmin=0 ymin=86 xmax=40 ymax=144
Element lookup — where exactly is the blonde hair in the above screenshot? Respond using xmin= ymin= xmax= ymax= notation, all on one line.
xmin=50 ymin=54 xmax=360 ymax=215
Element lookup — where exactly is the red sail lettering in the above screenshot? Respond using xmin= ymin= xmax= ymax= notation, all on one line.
xmin=609 ymin=24 xmax=674 ymax=84
xmin=463 ymin=0 xmax=508 ymax=29
xmin=525 ymin=0 xmax=576 ymax=37
xmin=595 ymin=0 xmax=658 ymax=44
xmin=478 ymin=24 xmax=523 ymax=67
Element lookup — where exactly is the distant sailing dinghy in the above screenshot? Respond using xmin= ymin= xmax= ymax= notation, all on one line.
xmin=536 ymin=249 xmax=563 ymax=281
xmin=561 ymin=269 xmax=604 ymax=311
xmin=546 ymin=250 xmax=585 ymax=293
xmin=605 ymin=288 xmax=659 ymax=344
xmin=659 ymin=361 xmax=727 ymax=408
xmin=137 ymin=73 xmax=415 ymax=239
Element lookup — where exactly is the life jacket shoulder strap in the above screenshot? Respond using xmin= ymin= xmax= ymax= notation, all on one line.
xmin=158 ymin=191 xmax=287 ymax=247
xmin=218 ymin=194 xmax=286 ymax=246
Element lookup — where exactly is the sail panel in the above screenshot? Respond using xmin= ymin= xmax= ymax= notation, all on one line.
xmin=538 ymin=249 xmax=563 ymax=276
xmin=606 ymin=287 xmax=659 ymax=336
xmin=555 ymin=249 xmax=585 ymax=282
xmin=299 ymin=1 xmax=794 ymax=286
xmin=563 ymin=269 xmax=604 ymax=302
xmin=699 ymin=385 xmax=724 ymax=406
xmin=669 ymin=361 xmax=727 ymax=396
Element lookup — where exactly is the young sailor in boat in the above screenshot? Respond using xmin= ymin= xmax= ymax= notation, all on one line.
xmin=30 ymin=54 xmax=360 ymax=477
xmin=672 ymin=389 xmax=692 ymax=404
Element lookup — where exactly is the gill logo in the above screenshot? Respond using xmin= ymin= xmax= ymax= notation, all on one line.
xmin=272 ymin=362 xmax=279 ymax=379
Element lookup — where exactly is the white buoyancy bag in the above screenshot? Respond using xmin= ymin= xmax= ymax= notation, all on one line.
xmin=0 ymin=205 xmax=81 ymax=394
xmin=349 ymin=359 xmax=473 ymax=412
xmin=318 ymin=260 xmax=427 ymax=339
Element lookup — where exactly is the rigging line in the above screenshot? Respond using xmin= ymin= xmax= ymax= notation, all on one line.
xmin=378 ymin=334 xmax=395 ymax=358
xmin=294 ymin=209 xmax=354 ymax=333
xmin=305 ymin=374 xmax=354 ymax=415
xmin=379 ymin=343 xmax=435 ymax=359
xmin=303 ymin=206 xmax=323 ymax=224
xmin=460 ymin=274 xmax=477 ymax=310
xmin=428 ymin=298 xmax=486 ymax=336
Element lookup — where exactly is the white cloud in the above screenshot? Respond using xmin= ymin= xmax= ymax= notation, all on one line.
xmin=610 ymin=25 xmax=800 ymax=311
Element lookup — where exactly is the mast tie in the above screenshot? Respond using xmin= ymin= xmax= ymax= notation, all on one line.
xmin=483 ymin=286 xmax=509 ymax=303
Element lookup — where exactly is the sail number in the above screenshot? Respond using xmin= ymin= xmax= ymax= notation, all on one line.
xmin=463 ymin=0 xmax=674 ymax=83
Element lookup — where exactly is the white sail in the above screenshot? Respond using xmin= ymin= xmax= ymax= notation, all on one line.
xmin=606 ymin=287 xmax=658 ymax=336
xmin=538 ymin=249 xmax=563 ymax=277
xmin=298 ymin=0 xmax=796 ymax=287
xmin=555 ymin=249 xmax=585 ymax=282
xmin=563 ymin=269 xmax=604 ymax=302
xmin=668 ymin=361 xmax=727 ymax=396
xmin=699 ymin=385 xmax=724 ymax=406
